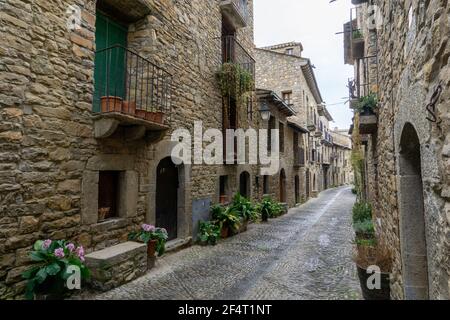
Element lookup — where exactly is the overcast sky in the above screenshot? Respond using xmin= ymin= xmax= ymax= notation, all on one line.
xmin=254 ymin=0 xmax=354 ymax=130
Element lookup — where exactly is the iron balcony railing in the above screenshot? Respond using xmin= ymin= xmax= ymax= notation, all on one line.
xmin=220 ymin=0 xmax=249 ymax=28
xmin=94 ymin=45 xmax=172 ymax=123
xmin=222 ymin=35 xmax=255 ymax=79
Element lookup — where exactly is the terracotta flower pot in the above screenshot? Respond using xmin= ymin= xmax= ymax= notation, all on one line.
xmin=145 ymin=111 xmax=157 ymax=122
xmin=153 ymin=112 xmax=164 ymax=123
xmin=122 ymin=101 xmax=136 ymax=115
xmin=220 ymin=226 xmax=229 ymax=239
xmin=219 ymin=195 xmax=229 ymax=205
xmin=147 ymin=240 xmax=158 ymax=257
xmin=135 ymin=109 xmax=147 ymax=119
xmin=101 ymin=96 xmax=123 ymax=113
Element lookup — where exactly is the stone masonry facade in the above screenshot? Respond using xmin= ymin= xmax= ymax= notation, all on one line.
xmin=346 ymin=0 xmax=450 ymax=299
xmin=0 ymin=0 xmax=266 ymax=298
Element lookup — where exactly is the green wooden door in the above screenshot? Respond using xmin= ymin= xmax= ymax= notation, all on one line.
xmin=93 ymin=12 xmax=128 ymax=112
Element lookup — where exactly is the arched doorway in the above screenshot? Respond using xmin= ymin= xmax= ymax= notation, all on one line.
xmin=239 ymin=171 xmax=250 ymax=198
xmin=279 ymin=169 xmax=287 ymax=203
xmin=295 ymin=175 xmax=300 ymax=204
xmin=398 ymin=123 xmax=429 ymax=300
xmin=156 ymin=157 xmax=179 ymax=240
xmin=306 ymin=169 xmax=310 ymax=198
xmin=313 ymin=174 xmax=316 ymax=191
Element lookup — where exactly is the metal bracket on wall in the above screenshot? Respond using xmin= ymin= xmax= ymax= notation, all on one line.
xmin=426 ymin=82 xmax=443 ymax=126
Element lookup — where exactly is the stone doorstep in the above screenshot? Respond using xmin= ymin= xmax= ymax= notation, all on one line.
xmin=85 ymin=241 xmax=147 ymax=268
xmin=165 ymin=237 xmax=192 ymax=254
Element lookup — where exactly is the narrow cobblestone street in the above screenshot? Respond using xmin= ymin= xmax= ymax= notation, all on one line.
xmin=94 ymin=186 xmax=361 ymax=300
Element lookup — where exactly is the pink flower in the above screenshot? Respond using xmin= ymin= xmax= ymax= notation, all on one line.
xmin=54 ymin=248 xmax=65 ymax=258
xmin=76 ymin=246 xmax=85 ymax=262
xmin=42 ymin=239 xmax=52 ymax=250
xmin=142 ymin=224 xmax=156 ymax=232
xmin=66 ymin=243 xmax=75 ymax=252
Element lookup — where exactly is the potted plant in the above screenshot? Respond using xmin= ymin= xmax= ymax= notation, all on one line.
xmin=22 ymin=239 xmax=90 ymax=300
xmin=353 ymin=242 xmax=392 ymax=300
xmin=122 ymin=101 xmax=136 ymax=115
xmin=256 ymin=196 xmax=283 ymax=222
xmin=198 ymin=221 xmax=221 ymax=246
xmin=135 ymin=108 xmax=147 ymax=119
xmin=230 ymin=193 xmax=258 ymax=233
xmin=356 ymin=93 xmax=378 ymax=115
xmin=351 ymin=201 xmax=392 ymax=300
xmin=129 ymin=224 xmax=168 ymax=258
xmin=101 ymin=96 xmax=123 ymax=113
xmin=211 ymin=204 xmax=240 ymax=239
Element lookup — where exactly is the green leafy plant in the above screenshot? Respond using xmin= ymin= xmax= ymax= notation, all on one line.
xmin=211 ymin=204 xmax=241 ymax=232
xmin=352 ymin=29 xmax=363 ymax=39
xmin=256 ymin=196 xmax=284 ymax=221
xmin=352 ymin=201 xmax=373 ymax=224
xmin=129 ymin=224 xmax=168 ymax=257
xmin=22 ymin=239 xmax=90 ymax=300
xmin=353 ymin=219 xmax=375 ymax=240
xmin=356 ymin=93 xmax=378 ymax=114
xmin=230 ymin=193 xmax=259 ymax=222
xmin=216 ymin=63 xmax=254 ymax=102
xmin=198 ymin=221 xmax=221 ymax=246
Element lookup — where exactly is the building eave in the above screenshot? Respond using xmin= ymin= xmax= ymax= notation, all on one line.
xmin=256 ymin=88 xmax=296 ymax=117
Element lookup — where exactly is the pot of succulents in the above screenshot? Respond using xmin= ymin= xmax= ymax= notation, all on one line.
xmin=22 ymin=239 xmax=90 ymax=300
xmin=211 ymin=204 xmax=240 ymax=239
xmin=230 ymin=193 xmax=258 ymax=233
xmin=129 ymin=224 xmax=169 ymax=258
xmin=198 ymin=221 xmax=221 ymax=246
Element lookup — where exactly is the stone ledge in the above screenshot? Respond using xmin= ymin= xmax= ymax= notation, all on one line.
xmin=86 ymin=241 xmax=146 ymax=268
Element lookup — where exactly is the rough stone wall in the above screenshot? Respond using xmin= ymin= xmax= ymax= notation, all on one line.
xmin=357 ymin=0 xmax=450 ymax=299
xmin=0 ymin=0 xmax=258 ymax=298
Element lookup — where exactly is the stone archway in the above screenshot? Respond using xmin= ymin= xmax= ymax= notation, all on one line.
xmin=279 ymin=169 xmax=287 ymax=203
xmin=398 ymin=123 xmax=429 ymax=300
xmin=295 ymin=175 xmax=300 ymax=204
xmin=147 ymin=141 xmax=191 ymax=240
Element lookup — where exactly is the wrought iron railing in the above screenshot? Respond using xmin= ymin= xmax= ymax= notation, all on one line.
xmin=93 ymin=45 xmax=172 ymax=123
xmin=222 ymin=36 xmax=255 ymax=79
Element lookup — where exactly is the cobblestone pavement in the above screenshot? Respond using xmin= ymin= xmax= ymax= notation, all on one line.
xmin=93 ymin=186 xmax=361 ymax=300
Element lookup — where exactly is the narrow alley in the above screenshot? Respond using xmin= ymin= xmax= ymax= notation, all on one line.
xmin=93 ymin=187 xmax=360 ymax=300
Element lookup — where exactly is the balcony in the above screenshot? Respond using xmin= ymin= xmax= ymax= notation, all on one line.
xmin=222 ymin=36 xmax=255 ymax=79
xmin=307 ymin=121 xmax=316 ymax=132
xmin=352 ymin=30 xmax=365 ymax=59
xmin=359 ymin=112 xmax=378 ymax=135
xmin=93 ymin=45 xmax=171 ymax=141
xmin=294 ymin=147 xmax=305 ymax=167
xmin=220 ymin=0 xmax=249 ymax=29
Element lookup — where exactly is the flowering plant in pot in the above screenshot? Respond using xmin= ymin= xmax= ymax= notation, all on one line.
xmin=129 ymin=224 xmax=168 ymax=257
xmin=22 ymin=239 xmax=90 ymax=300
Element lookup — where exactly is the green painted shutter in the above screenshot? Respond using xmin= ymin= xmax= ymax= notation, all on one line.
xmin=93 ymin=12 xmax=128 ymax=112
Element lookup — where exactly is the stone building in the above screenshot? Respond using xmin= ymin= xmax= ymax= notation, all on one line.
xmin=0 ymin=0 xmax=263 ymax=298
xmin=344 ymin=0 xmax=450 ymax=299
xmin=330 ymin=128 xmax=353 ymax=186
xmin=255 ymin=42 xmax=349 ymax=199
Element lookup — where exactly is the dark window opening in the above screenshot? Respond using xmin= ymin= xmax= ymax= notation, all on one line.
xmin=98 ymin=171 xmax=120 ymax=221
xmin=268 ymin=115 xmax=276 ymax=152
xmin=263 ymin=176 xmax=270 ymax=195
xmin=279 ymin=122 xmax=285 ymax=153
xmin=282 ymin=91 xmax=293 ymax=105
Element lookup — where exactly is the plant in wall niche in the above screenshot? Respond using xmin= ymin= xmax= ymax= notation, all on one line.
xmin=198 ymin=221 xmax=221 ymax=246
xmin=216 ymin=62 xmax=254 ymax=102
xmin=356 ymin=93 xmax=378 ymax=114
xmin=129 ymin=224 xmax=168 ymax=257
xmin=22 ymin=240 xmax=90 ymax=300
xmin=211 ymin=204 xmax=241 ymax=238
